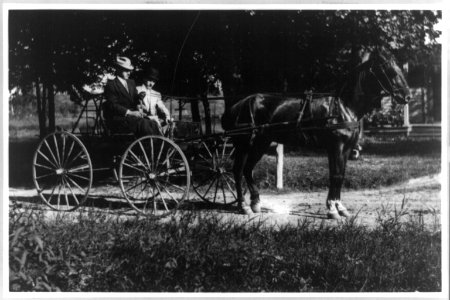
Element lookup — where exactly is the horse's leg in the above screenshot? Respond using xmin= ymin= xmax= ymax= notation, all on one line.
xmin=243 ymin=139 xmax=271 ymax=213
xmin=326 ymin=141 xmax=352 ymax=219
xmin=233 ymin=144 xmax=253 ymax=215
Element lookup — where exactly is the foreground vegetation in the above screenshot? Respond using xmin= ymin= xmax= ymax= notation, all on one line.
xmin=9 ymin=205 xmax=441 ymax=292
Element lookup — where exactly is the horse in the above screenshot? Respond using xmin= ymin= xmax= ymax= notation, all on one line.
xmin=222 ymin=47 xmax=411 ymax=219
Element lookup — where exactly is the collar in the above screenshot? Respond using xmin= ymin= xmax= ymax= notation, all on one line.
xmin=117 ymin=76 xmax=127 ymax=86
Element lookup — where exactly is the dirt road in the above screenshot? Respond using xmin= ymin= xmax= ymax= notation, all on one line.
xmin=9 ymin=174 xmax=441 ymax=230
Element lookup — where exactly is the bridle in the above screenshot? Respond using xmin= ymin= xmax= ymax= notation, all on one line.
xmin=367 ymin=60 xmax=403 ymax=99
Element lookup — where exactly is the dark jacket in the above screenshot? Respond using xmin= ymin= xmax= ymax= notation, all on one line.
xmin=104 ymin=77 xmax=140 ymax=121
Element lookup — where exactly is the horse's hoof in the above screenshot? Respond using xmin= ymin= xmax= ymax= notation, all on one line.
xmin=327 ymin=210 xmax=341 ymax=220
xmin=335 ymin=201 xmax=351 ymax=218
xmin=338 ymin=209 xmax=351 ymax=218
xmin=349 ymin=149 xmax=360 ymax=160
xmin=250 ymin=202 xmax=261 ymax=213
xmin=238 ymin=206 xmax=254 ymax=215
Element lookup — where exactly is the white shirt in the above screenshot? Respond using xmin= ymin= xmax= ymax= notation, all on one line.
xmin=117 ymin=76 xmax=129 ymax=92
xmin=136 ymin=85 xmax=170 ymax=118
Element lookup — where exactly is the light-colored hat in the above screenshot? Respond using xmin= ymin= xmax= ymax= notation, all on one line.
xmin=115 ymin=56 xmax=134 ymax=71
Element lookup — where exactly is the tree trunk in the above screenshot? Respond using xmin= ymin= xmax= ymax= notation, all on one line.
xmin=36 ymin=80 xmax=47 ymax=138
xmin=421 ymin=87 xmax=426 ymax=123
xmin=48 ymin=83 xmax=55 ymax=132
xmin=202 ymin=93 xmax=212 ymax=135
xmin=218 ymin=13 xmax=241 ymax=115
xmin=190 ymin=98 xmax=202 ymax=134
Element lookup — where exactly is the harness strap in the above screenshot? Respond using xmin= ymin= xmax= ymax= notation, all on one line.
xmin=296 ymin=93 xmax=311 ymax=127
xmin=325 ymin=121 xmax=360 ymax=130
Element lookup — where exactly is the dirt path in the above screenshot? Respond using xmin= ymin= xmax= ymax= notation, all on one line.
xmin=9 ymin=174 xmax=441 ymax=230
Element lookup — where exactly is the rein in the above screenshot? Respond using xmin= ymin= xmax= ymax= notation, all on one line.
xmin=368 ymin=60 xmax=402 ymax=99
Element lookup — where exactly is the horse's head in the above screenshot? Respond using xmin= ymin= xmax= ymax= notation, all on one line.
xmin=362 ymin=47 xmax=411 ymax=105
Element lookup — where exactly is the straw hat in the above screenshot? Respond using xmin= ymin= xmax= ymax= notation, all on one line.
xmin=115 ymin=56 xmax=134 ymax=71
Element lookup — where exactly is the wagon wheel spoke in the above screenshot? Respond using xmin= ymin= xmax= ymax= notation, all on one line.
xmin=155 ymin=139 xmax=165 ymax=170
xmin=201 ymin=141 xmax=214 ymax=159
xmin=192 ymin=137 xmax=238 ymax=205
xmin=43 ymin=140 xmax=60 ymax=168
xmin=65 ymin=175 xmax=87 ymax=195
xmin=119 ymin=136 xmax=189 ymax=217
xmin=122 ymin=161 xmax=146 ymax=174
xmin=44 ymin=182 xmax=58 ymax=205
xmin=34 ymin=162 xmax=55 ymax=171
xmin=125 ymin=177 xmax=147 ymax=194
xmin=150 ymin=138 xmax=155 ymax=171
xmin=37 ymin=149 xmax=58 ymax=169
xmin=33 ymin=131 xmax=92 ymax=211
xmin=158 ymin=179 xmax=186 ymax=192
xmin=154 ymin=182 xmax=170 ymax=212
xmin=194 ymin=174 xmax=214 ymax=189
xmin=67 ymin=172 xmax=91 ymax=182
xmin=53 ymin=134 xmax=62 ymax=167
xmin=61 ymin=177 xmax=70 ymax=207
xmin=62 ymin=176 xmax=80 ymax=206
xmin=157 ymin=181 xmax=179 ymax=204
xmin=64 ymin=139 xmax=76 ymax=167
xmin=201 ymin=177 xmax=217 ymax=200
xmin=35 ymin=172 xmax=55 ymax=180
xmin=222 ymin=174 xmax=238 ymax=200
xmin=129 ymin=149 xmax=147 ymax=170
xmin=151 ymin=184 xmax=157 ymax=214
xmin=212 ymin=175 xmax=220 ymax=203
xmin=56 ymin=178 xmax=63 ymax=208
xmin=220 ymin=177 xmax=228 ymax=204
xmin=64 ymin=150 xmax=84 ymax=169
xmin=67 ymin=164 xmax=90 ymax=173
xmin=61 ymin=132 xmax=67 ymax=167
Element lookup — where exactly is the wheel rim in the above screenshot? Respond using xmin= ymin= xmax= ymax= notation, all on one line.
xmin=32 ymin=131 xmax=93 ymax=211
xmin=191 ymin=137 xmax=242 ymax=205
xmin=119 ymin=136 xmax=190 ymax=217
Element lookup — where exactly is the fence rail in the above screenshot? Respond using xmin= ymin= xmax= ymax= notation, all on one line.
xmin=363 ymin=124 xmax=441 ymax=139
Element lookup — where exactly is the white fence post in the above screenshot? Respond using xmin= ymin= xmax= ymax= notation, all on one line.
xmin=276 ymin=144 xmax=284 ymax=190
xmin=403 ymin=103 xmax=410 ymax=126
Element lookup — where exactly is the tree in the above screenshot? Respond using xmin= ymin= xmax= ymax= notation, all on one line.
xmin=9 ymin=9 xmax=441 ymax=136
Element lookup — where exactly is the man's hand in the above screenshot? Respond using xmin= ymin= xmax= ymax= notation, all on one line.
xmin=126 ymin=110 xmax=144 ymax=118
xmin=148 ymin=115 xmax=160 ymax=123
xmin=138 ymin=91 xmax=146 ymax=100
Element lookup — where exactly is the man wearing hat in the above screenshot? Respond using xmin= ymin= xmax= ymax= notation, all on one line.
xmin=103 ymin=56 xmax=161 ymax=137
xmin=136 ymin=67 xmax=171 ymax=126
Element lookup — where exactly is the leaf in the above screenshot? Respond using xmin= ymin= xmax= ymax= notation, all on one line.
xmin=10 ymin=227 xmax=25 ymax=247
xmin=20 ymin=250 xmax=28 ymax=268
xmin=165 ymin=258 xmax=178 ymax=269
xmin=33 ymin=235 xmax=44 ymax=250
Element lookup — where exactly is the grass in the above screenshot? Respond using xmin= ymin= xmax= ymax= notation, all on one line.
xmin=255 ymin=154 xmax=440 ymax=192
xmin=9 ymin=205 xmax=441 ymax=292
xmin=9 ymin=94 xmax=81 ymax=139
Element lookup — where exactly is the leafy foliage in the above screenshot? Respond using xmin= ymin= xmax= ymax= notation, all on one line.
xmin=9 ymin=10 xmax=441 ymax=94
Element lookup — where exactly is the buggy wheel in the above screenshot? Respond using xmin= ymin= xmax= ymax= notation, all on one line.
xmin=119 ymin=136 xmax=190 ymax=217
xmin=191 ymin=137 xmax=243 ymax=205
xmin=32 ymin=131 xmax=93 ymax=211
